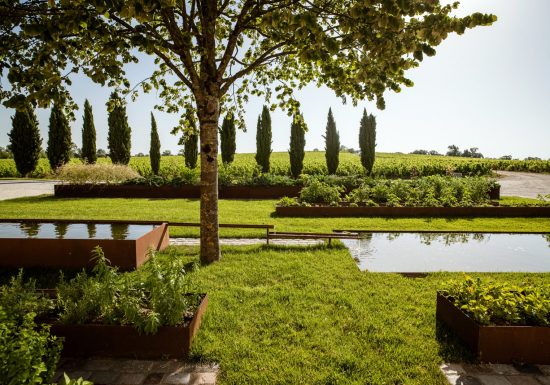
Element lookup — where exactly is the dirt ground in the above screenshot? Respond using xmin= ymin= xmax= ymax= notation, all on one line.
xmin=496 ymin=171 xmax=550 ymax=199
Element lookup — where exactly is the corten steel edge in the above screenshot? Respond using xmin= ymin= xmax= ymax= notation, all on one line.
xmin=54 ymin=183 xmax=302 ymax=199
xmin=0 ymin=222 xmax=170 ymax=270
xmin=436 ymin=292 xmax=550 ymax=364
xmin=50 ymin=294 xmax=208 ymax=359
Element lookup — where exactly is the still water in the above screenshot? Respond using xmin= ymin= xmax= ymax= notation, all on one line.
xmin=340 ymin=232 xmax=550 ymax=273
xmin=0 ymin=222 xmax=157 ymax=240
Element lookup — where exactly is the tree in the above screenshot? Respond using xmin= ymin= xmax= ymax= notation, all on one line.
xmin=96 ymin=149 xmax=107 ymax=158
xmin=324 ymin=108 xmax=340 ymax=174
xmin=255 ymin=106 xmax=272 ymax=173
xmin=359 ymin=108 xmax=376 ymax=175
xmin=162 ymin=149 xmax=172 ymax=156
xmin=81 ymin=99 xmax=97 ymax=164
xmin=289 ymin=112 xmax=306 ymax=178
xmin=183 ymin=112 xmax=199 ymax=169
xmin=8 ymin=103 xmax=41 ymax=176
xmin=47 ymin=101 xmax=72 ymax=170
xmin=150 ymin=113 xmax=161 ymax=175
xmin=220 ymin=113 xmax=236 ymax=164
xmin=107 ymin=92 xmax=131 ymax=165
xmin=462 ymin=147 xmax=483 ymax=158
xmin=0 ymin=1 xmax=496 ymax=263
xmin=446 ymin=145 xmax=461 ymax=157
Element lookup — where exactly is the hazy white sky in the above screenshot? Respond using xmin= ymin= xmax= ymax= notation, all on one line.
xmin=1 ymin=0 xmax=548 ymax=159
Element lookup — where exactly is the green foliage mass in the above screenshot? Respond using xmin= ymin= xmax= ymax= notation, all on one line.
xmin=47 ymin=101 xmax=72 ymax=170
xmin=8 ymin=103 xmax=41 ymax=176
xmin=220 ymin=113 xmax=236 ymax=164
xmin=107 ymin=92 xmax=131 ymax=165
xmin=300 ymin=178 xmax=343 ymax=205
xmin=0 ymin=273 xmax=61 ymax=385
xmin=346 ymin=176 xmax=496 ymax=207
xmin=81 ymin=99 xmax=97 ymax=164
xmin=184 ymin=133 xmax=199 ymax=169
xmin=359 ymin=109 xmax=376 ymax=175
xmin=324 ymin=108 xmax=340 ymax=174
xmin=442 ymin=276 xmax=550 ymax=326
xmin=289 ymin=113 xmax=306 ymax=178
xmin=255 ymin=106 xmax=272 ymax=173
xmin=149 ymin=113 xmax=161 ymax=175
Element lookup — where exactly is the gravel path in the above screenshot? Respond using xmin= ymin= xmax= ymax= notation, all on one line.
xmin=496 ymin=171 xmax=550 ymax=199
xmin=0 ymin=179 xmax=56 ymax=200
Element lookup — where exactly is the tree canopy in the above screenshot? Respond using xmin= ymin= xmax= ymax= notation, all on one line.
xmin=0 ymin=0 xmax=496 ymax=263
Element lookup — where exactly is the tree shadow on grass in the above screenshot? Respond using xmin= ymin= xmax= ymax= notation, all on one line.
xmin=435 ymin=320 xmax=476 ymax=364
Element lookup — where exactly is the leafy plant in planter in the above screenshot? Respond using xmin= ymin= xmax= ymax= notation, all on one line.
xmin=299 ymin=178 xmax=343 ymax=205
xmin=0 ymin=272 xmax=61 ymax=385
xmin=56 ymin=247 xmax=200 ymax=335
xmin=440 ymin=276 xmax=550 ymax=326
xmin=277 ymin=196 xmax=300 ymax=207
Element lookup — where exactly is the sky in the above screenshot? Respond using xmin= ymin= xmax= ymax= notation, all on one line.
xmin=0 ymin=0 xmax=549 ymax=159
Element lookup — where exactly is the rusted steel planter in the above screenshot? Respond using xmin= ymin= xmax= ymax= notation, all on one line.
xmin=436 ymin=293 xmax=550 ymax=363
xmin=55 ymin=184 xmax=302 ymax=199
xmin=0 ymin=222 xmax=169 ymax=269
xmin=50 ymin=294 xmax=208 ymax=359
xmin=274 ymin=205 xmax=550 ymax=217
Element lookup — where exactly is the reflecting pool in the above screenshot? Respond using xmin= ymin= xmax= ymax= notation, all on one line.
xmin=340 ymin=232 xmax=550 ymax=273
xmin=0 ymin=222 xmax=158 ymax=240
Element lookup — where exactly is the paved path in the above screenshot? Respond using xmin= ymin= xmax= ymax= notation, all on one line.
xmin=441 ymin=362 xmax=550 ymax=385
xmin=0 ymin=179 xmax=56 ymax=200
xmin=54 ymin=358 xmax=218 ymax=385
xmin=170 ymin=238 xmax=323 ymax=247
xmin=496 ymin=171 xmax=550 ymax=199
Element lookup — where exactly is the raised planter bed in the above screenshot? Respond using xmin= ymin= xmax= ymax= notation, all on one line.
xmin=274 ymin=205 xmax=550 ymax=217
xmin=436 ymin=292 xmax=550 ymax=363
xmin=49 ymin=294 xmax=208 ymax=359
xmin=55 ymin=184 xmax=302 ymax=199
xmin=0 ymin=221 xmax=169 ymax=269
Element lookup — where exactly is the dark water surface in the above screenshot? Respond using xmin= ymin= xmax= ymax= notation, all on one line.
xmin=0 ymin=222 xmax=157 ymax=240
xmin=340 ymin=232 xmax=550 ymax=273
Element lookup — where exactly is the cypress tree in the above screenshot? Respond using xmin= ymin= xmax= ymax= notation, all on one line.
xmin=324 ymin=108 xmax=340 ymax=174
xmin=289 ymin=112 xmax=306 ymax=178
xmin=255 ymin=105 xmax=272 ymax=173
xmin=359 ymin=108 xmax=376 ymax=175
xmin=9 ymin=103 xmax=41 ymax=176
xmin=183 ymin=112 xmax=198 ymax=169
xmin=81 ymin=99 xmax=97 ymax=164
xmin=47 ymin=101 xmax=72 ymax=170
xmin=149 ymin=113 xmax=161 ymax=175
xmin=220 ymin=112 xmax=236 ymax=164
xmin=107 ymin=92 xmax=131 ymax=165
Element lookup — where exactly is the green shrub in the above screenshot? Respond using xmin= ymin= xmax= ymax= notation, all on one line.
xmin=0 ymin=272 xmax=61 ymax=385
xmin=9 ymin=102 xmax=42 ymax=176
xmin=47 ymin=101 xmax=72 ymax=170
xmin=300 ymin=178 xmax=342 ymax=204
xmin=346 ymin=176 xmax=495 ymax=207
xmin=277 ymin=196 xmax=300 ymax=207
xmin=107 ymin=92 xmax=132 ymax=165
xmin=56 ymin=247 xmax=200 ymax=335
xmin=58 ymin=163 xmax=140 ymax=184
xmin=441 ymin=276 xmax=550 ymax=326
xmin=324 ymin=108 xmax=340 ymax=174
xmin=149 ymin=113 xmax=161 ymax=175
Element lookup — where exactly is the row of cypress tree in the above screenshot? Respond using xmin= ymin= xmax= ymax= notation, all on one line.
xmin=7 ymin=93 xmax=133 ymax=176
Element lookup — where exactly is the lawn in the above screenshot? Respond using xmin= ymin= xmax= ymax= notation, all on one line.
xmin=2 ymin=244 xmax=547 ymax=384
xmin=1 ymin=196 xmax=550 ymax=237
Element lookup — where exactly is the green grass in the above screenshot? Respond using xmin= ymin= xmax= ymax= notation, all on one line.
xmin=168 ymin=246 xmax=549 ymax=384
xmin=3 ymin=244 xmax=548 ymax=384
xmin=499 ymin=196 xmax=550 ymax=206
xmin=1 ymin=196 xmax=550 ymax=237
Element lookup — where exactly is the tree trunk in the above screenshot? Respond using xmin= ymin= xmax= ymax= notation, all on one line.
xmin=198 ymin=94 xmax=221 ymax=263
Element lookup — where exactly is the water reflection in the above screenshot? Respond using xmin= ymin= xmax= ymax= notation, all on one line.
xmin=19 ymin=222 xmax=41 ymax=238
xmin=87 ymin=223 xmax=97 ymax=239
xmin=55 ymin=223 xmax=69 ymax=239
xmin=342 ymin=232 xmax=550 ymax=273
xmin=110 ymin=224 xmax=129 ymax=240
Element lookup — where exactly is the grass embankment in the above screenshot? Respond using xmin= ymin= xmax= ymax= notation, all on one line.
xmin=3 ymin=245 xmax=548 ymax=384
xmin=1 ymin=196 xmax=549 ymax=237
